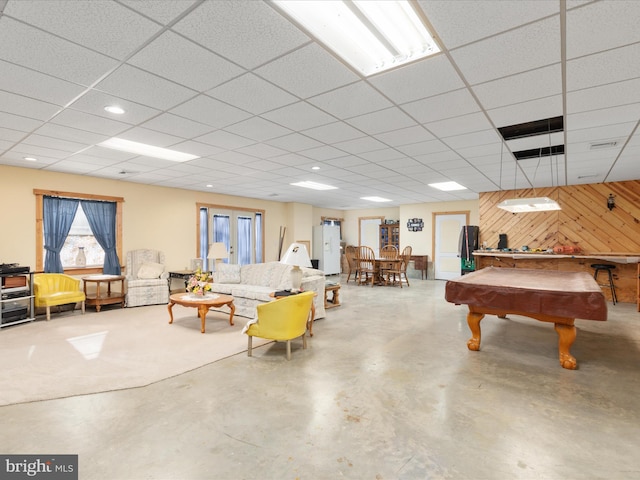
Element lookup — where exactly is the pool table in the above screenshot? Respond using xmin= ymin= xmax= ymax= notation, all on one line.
xmin=445 ymin=267 xmax=607 ymax=369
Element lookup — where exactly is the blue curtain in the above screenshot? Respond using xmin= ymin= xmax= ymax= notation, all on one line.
xmin=237 ymin=217 xmax=252 ymax=265
xmin=199 ymin=208 xmax=208 ymax=262
xmin=255 ymin=213 xmax=263 ymax=263
xmin=80 ymin=200 xmax=121 ymax=275
xmin=43 ymin=196 xmax=79 ymax=273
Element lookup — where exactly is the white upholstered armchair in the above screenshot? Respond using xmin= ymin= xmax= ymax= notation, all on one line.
xmin=125 ymin=249 xmax=169 ymax=307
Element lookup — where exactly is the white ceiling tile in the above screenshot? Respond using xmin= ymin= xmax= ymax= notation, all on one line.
xmin=426 ymin=112 xmax=493 ymax=138
xmin=21 ymin=134 xmax=87 ymax=153
xmin=567 ymin=43 xmax=640 ymax=91
xmin=403 ymin=89 xmax=480 ymax=124
xmin=0 ymin=17 xmax=118 ymax=86
xmin=374 ymin=126 xmax=435 ymax=147
xmin=208 ymin=74 xmax=297 ymax=115
xmin=568 ymin=103 xmax=640 ymax=131
xmin=450 ymin=17 xmax=560 ymax=85
xmin=34 ymin=123 xmax=108 ymax=145
xmin=0 ymin=60 xmax=86 ymax=106
xmin=0 ymin=91 xmax=60 ymax=121
xmin=301 ymin=122 xmax=364 ymax=144
xmin=567 ymin=122 xmax=636 ymax=149
xmin=473 ymin=64 xmax=561 ymax=110
xmin=418 ymin=0 xmax=558 ymax=49
xmin=68 ymin=90 xmax=161 ymax=125
xmin=265 ymin=133 xmax=323 ymax=153
xmin=567 ymin=78 xmax=640 ymax=115
xmin=194 ymin=130 xmax=255 ymax=150
xmin=170 ymin=94 xmax=252 ymax=129
xmin=169 ymin=141 xmax=225 ymax=157
xmin=397 ymin=139 xmax=450 ymax=157
xmin=369 ymin=54 xmax=464 ymax=104
xmin=173 ymin=0 xmax=309 ymax=70
xmin=446 ymin=130 xmax=503 ymax=150
xmin=255 ymin=43 xmax=359 ymax=99
xmin=51 ymin=109 xmax=131 ymax=137
xmin=140 ymin=113 xmax=213 ymax=139
xmin=8 ymin=143 xmax=70 ymax=160
xmin=0 ymin=112 xmax=42 ymax=133
xmin=487 ymin=96 xmax=563 ymax=128
xmin=346 ymin=107 xmax=417 ymax=135
xmin=333 ymin=137 xmax=387 ymax=155
xmin=0 ymin=127 xmax=26 ymax=142
xmin=224 ymin=117 xmax=291 ymax=142
xmin=95 ymin=65 xmax=196 ymax=111
xmin=128 ymin=31 xmax=244 ymax=92
xmin=299 ymin=145 xmax=346 ymax=161
xmin=4 ymin=0 xmax=162 ymax=59
xmin=262 ymin=102 xmax=335 ymax=131
xmin=567 ymin=1 xmax=640 ymax=59
xmin=308 ymin=81 xmax=392 ymax=119
xmin=119 ymin=0 xmax=198 ymax=25
xmin=235 ymin=143 xmax=288 ymax=159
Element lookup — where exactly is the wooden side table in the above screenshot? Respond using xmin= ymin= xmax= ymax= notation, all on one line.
xmin=82 ymin=274 xmax=125 ymax=312
xmin=325 ymin=283 xmax=341 ymax=309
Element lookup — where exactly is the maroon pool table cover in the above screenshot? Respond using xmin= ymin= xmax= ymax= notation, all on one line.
xmin=445 ymin=267 xmax=607 ymax=321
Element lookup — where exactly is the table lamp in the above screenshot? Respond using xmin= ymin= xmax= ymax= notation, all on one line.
xmin=208 ymin=242 xmax=228 ymax=271
xmin=280 ymin=242 xmax=312 ymax=292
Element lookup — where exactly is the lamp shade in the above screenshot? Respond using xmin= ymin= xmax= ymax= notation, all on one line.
xmin=208 ymin=242 xmax=228 ymax=260
xmin=280 ymin=243 xmax=312 ymax=268
xmin=497 ymin=197 xmax=561 ymax=213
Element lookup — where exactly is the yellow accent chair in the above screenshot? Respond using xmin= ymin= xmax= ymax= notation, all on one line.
xmin=244 ymin=291 xmax=315 ymax=360
xmin=34 ymin=273 xmax=86 ymax=321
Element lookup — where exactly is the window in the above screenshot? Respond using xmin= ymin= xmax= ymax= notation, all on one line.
xmin=321 ymin=216 xmax=344 ymax=239
xmin=34 ymin=190 xmax=124 ymax=274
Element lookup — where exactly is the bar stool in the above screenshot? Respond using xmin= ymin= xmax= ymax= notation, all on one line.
xmin=591 ymin=264 xmax=617 ymax=305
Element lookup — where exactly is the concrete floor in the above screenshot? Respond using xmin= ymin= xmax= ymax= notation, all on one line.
xmin=2 ymin=276 xmax=639 ymax=479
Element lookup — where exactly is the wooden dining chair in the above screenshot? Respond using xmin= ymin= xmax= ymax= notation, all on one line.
xmin=379 ymin=244 xmax=398 ymax=283
xmin=387 ymin=246 xmax=412 ymax=288
xmin=344 ymin=245 xmax=358 ymax=283
xmin=355 ymin=246 xmax=376 ymax=287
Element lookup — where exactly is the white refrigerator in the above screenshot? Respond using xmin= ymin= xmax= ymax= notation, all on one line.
xmin=312 ymin=225 xmax=341 ymax=275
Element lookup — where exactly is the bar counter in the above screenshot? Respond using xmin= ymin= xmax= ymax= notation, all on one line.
xmin=473 ymin=251 xmax=640 ymax=307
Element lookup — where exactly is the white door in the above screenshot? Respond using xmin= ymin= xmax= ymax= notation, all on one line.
xmin=209 ymin=209 xmax=262 ymax=267
xmin=359 ymin=218 xmax=382 ymax=256
xmin=434 ymin=213 xmax=467 ymax=280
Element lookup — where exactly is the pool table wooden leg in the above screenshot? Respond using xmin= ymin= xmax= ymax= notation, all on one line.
xmin=554 ymin=322 xmax=578 ymax=370
xmin=466 ymin=310 xmax=484 ymax=351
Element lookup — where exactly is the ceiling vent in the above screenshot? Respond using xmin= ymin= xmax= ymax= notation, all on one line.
xmin=513 ymin=144 xmax=565 ymax=161
xmin=498 ymin=116 xmax=563 ymax=141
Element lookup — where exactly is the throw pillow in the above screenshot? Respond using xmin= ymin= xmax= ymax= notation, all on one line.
xmin=214 ymin=263 xmax=241 ymax=284
xmin=137 ymin=262 xmax=165 ymax=279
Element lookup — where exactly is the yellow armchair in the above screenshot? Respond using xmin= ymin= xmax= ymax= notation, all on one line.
xmin=34 ymin=273 xmax=86 ymax=321
xmin=245 ymin=291 xmax=315 ymax=360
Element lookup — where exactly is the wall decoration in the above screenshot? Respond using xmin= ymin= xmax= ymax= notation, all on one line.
xmin=407 ymin=218 xmax=424 ymax=231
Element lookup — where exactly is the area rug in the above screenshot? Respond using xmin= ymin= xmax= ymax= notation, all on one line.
xmin=0 ymin=304 xmax=271 ymax=406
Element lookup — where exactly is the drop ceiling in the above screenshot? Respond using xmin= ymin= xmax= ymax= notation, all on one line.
xmin=0 ymin=0 xmax=638 ymax=210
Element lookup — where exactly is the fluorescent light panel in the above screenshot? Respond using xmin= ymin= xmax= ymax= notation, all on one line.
xmin=429 ymin=181 xmax=467 ymax=191
xmin=272 ymin=0 xmax=440 ymax=76
xmin=497 ymin=197 xmax=561 ymax=213
xmin=291 ymin=181 xmax=337 ymax=191
xmin=361 ymin=196 xmax=391 ymax=202
xmin=98 ymin=138 xmax=199 ymax=162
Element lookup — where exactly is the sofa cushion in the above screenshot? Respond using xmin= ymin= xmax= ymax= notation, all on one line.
xmin=137 ymin=262 xmax=165 ymax=279
xmin=214 ymin=263 xmax=241 ymax=284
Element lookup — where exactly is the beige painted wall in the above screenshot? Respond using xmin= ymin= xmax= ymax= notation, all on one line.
xmin=0 ymin=165 xmax=480 ymax=277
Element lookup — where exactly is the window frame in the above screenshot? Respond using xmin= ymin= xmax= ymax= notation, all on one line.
xmin=34 ymin=189 xmax=124 ymax=274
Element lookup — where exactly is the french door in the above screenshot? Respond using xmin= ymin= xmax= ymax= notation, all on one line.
xmin=199 ymin=207 xmax=263 ymax=269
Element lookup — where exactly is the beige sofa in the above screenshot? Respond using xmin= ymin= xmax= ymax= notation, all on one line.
xmin=207 ymin=262 xmax=326 ymax=320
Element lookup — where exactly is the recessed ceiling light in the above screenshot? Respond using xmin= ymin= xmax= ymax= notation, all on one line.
xmin=272 ymin=0 xmax=440 ymax=76
xmin=104 ymin=105 xmax=125 ymax=114
xmin=97 ymin=138 xmax=199 ymax=162
xmin=429 ymin=181 xmax=467 ymax=191
xmin=23 ymin=157 xmax=37 ymax=162
xmin=291 ymin=181 xmax=337 ymax=191
xmin=206 ymin=184 xmax=213 ymax=188
xmin=312 ymin=166 xmax=320 ymax=170
xmin=361 ymin=196 xmax=391 ymax=202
